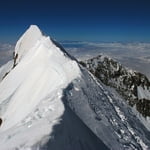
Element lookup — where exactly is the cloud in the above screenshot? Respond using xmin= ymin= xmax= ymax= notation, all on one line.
xmin=0 ymin=41 xmax=149 ymax=79
xmin=62 ymin=41 xmax=150 ymax=79
xmin=0 ymin=43 xmax=14 ymax=66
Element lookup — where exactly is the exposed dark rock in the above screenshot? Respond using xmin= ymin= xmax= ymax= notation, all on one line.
xmin=79 ymin=61 xmax=86 ymax=67
xmin=13 ymin=53 xmax=18 ymax=68
xmin=2 ymin=72 xmax=9 ymax=80
xmin=0 ymin=118 xmax=2 ymax=126
xmin=2 ymin=52 xmax=18 ymax=80
xmin=80 ymin=55 xmax=150 ymax=117
xmin=136 ymin=99 xmax=150 ymax=117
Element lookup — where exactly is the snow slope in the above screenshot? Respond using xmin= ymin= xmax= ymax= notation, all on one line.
xmin=0 ymin=25 xmax=150 ymax=150
xmin=64 ymin=67 xmax=150 ymax=150
xmin=81 ymin=55 xmax=150 ymax=119
xmin=0 ymin=60 xmax=13 ymax=82
xmin=0 ymin=25 xmax=88 ymax=149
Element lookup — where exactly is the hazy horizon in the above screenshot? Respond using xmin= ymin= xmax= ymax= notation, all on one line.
xmin=0 ymin=40 xmax=150 ymax=79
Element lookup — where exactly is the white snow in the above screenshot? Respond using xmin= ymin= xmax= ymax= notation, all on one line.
xmin=0 ymin=60 xmax=13 ymax=82
xmin=127 ymin=126 xmax=149 ymax=150
xmin=0 ymin=25 xmax=81 ymax=149
xmin=114 ymin=106 xmax=126 ymax=122
xmin=14 ymin=25 xmax=43 ymax=64
xmin=0 ymin=25 xmax=150 ymax=150
xmin=137 ymin=86 xmax=150 ymax=100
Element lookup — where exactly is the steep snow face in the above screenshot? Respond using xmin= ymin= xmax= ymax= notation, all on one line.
xmin=0 ymin=25 xmax=81 ymax=149
xmin=14 ymin=25 xmax=43 ymax=64
xmin=137 ymin=86 xmax=150 ymax=99
xmin=0 ymin=60 xmax=13 ymax=82
xmin=64 ymin=67 xmax=150 ymax=150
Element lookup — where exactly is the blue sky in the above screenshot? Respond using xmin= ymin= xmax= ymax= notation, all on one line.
xmin=1 ymin=0 xmax=150 ymax=43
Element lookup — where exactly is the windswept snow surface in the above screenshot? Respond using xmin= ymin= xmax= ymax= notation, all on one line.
xmin=0 ymin=25 xmax=150 ymax=150
xmin=64 ymin=67 xmax=150 ymax=150
xmin=0 ymin=25 xmax=81 ymax=149
xmin=137 ymin=86 xmax=150 ymax=100
xmin=0 ymin=60 xmax=13 ymax=82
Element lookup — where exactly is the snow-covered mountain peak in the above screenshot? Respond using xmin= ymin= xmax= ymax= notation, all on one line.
xmin=0 ymin=25 xmax=81 ymax=139
xmin=14 ymin=25 xmax=44 ymax=64
xmin=1 ymin=26 xmax=150 ymax=150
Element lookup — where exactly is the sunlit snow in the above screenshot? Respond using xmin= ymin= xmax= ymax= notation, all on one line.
xmin=0 ymin=25 xmax=81 ymax=149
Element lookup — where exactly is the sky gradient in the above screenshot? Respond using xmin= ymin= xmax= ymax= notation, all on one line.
xmin=1 ymin=0 xmax=150 ymax=43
